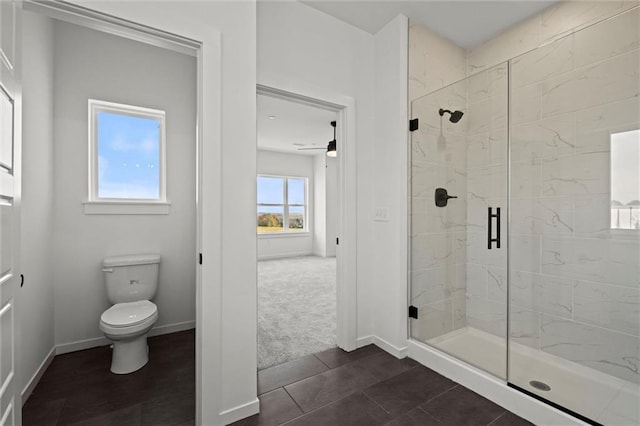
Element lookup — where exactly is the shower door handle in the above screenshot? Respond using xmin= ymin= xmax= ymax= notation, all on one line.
xmin=488 ymin=207 xmax=501 ymax=249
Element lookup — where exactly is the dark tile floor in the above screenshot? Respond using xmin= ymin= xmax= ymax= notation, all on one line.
xmin=23 ymin=329 xmax=195 ymax=426
xmin=235 ymin=346 xmax=533 ymax=426
xmin=24 ymin=332 xmax=532 ymax=426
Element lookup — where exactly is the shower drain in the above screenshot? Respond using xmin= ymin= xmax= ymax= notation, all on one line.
xmin=529 ymin=380 xmax=551 ymax=391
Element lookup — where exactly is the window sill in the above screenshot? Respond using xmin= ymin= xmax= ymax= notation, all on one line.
xmin=83 ymin=201 xmax=171 ymax=215
xmin=257 ymin=232 xmax=309 ymax=238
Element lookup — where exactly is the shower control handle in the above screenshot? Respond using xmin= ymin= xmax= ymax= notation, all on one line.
xmin=435 ymin=187 xmax=457 ymax=207
xmin=488 ymin=207 xmax=501 ymax=249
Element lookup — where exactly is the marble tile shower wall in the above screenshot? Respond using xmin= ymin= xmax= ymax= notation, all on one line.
xmin=409 ymin=22 xmax=468 ymax=342
xmin=463 ymin=63 xmax=509 ymax=342
xmin=505 ymin=8 xmax=640 ymax=384
xmin=409 ymin=3 xmax=640 ymax=385
xmin=410 ymin=78 xmax=469 ymax=343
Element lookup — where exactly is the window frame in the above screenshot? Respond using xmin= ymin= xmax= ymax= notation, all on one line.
xmin=257 ymin=174 xmax=308 ymax=235
xmin=86 ymin=99 xmax=168 ymax=214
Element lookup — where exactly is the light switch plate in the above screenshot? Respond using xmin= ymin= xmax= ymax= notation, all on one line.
xmin=374 ymin=207 xmax=389 ymax=222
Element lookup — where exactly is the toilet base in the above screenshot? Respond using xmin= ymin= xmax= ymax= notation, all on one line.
xmin=110 ymin=335 xmax=149 ymax=374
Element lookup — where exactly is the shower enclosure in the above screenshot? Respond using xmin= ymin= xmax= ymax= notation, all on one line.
xmin=409 ymin=8 xmax=639 ymax=425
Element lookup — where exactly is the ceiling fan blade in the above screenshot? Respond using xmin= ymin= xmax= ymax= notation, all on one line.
xmin=297 ymin=147 xmax=326 ymax=150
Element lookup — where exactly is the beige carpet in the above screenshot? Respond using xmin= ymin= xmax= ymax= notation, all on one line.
xmin=258 ymin=256 xmax=336 ymax=370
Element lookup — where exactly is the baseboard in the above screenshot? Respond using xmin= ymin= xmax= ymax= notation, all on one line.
xmin=220 ymin=397 xmax=260 ymax=425
xmin=22 ymin=346 xmax=56 ymax=405
xmin=371 ymin=335 xmax=408 ymax=359
xmin=356 ymin=335 xmax=374 ymax=348
xmin=257 ymin=252 xmax=313 ymax=261
xmin=148 ymin=320 xmax=195 ymax=337
xmin=407 ymin=339 xmax=585 ymax=425
xmin=56 ymin=336 xmax=110 ymax=355
xmin=356 ymin=335 xmax=408 ymax=359
xmin=56 ymin=320 xmax=196 ymax=355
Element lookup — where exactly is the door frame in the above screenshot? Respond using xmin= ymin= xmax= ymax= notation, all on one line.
xmin=21 ymin=1 xmax=221 ymax=424
xmin=256 ymin=84 xmax=357 ymax=351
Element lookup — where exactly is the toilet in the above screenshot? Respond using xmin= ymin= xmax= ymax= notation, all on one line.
xmin=99 ymin=254 xmax=160 ymax=374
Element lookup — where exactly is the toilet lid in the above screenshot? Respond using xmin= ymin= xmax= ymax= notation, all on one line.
xmin=101 ymin=300 xmax=157 ymax=327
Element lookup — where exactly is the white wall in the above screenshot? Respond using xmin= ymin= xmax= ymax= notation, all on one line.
xmin=313 ymin=154 xmax=337 ymax=258
xmin=258 ymin=0 xmax=375 ymax=340
xmin=51 ymin=21 xmax=197 ymax=347
xmin=257 ymin=149 xmax=314 ymax=259
xmin=371 ymin=15 xmax=409 ymax=353
xmin=20 ymin=11 xmax=55 ymax=396
xmin=324 ymin=156 xmax=338 ymax=257
xmin=53 ymin=1 xmax=257 ymax=423
xmin=312 ymin=153 xmax=326 ymax=256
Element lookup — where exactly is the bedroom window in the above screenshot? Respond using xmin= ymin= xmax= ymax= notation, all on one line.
xmin=257 ymin=175 xmax=307 ymax=234
xmin=86 ymin=100 xmax=168 ymax=214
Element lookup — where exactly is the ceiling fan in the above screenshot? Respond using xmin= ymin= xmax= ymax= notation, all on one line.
xmin=297 ymin=121 xmax=337 ymax=157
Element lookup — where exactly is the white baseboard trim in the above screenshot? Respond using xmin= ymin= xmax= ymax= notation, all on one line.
xmin=148 ymin=320 xmax=195 ymax=337
xmin=371 ymin=336 xmax=408 ymax=359
xmin=56 ymin=336 xmax=110 ymax=355
xmin=407 ymin=339 xmax=586 ymax=426
xmin=220 ymin=397 xmax=260 ymax=425
xmin=356 ymin=335 xmax=373 ymax=348
xmin=356 ymin=335 xmax=408 ymax=359
xmin=22 ymin=346 xmax=56 ymax=405
xmin=56 ymin=321 xmax=196 ymax=355
xmin=257 ymin=252 xmax=314 ymax=261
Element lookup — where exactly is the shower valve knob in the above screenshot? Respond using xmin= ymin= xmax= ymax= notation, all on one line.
xmin=435 ymin=187 xmax=457 ymax=207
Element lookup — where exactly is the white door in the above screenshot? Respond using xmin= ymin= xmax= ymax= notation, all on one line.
xmin=0 ymin=1 xmax=21 ymax=425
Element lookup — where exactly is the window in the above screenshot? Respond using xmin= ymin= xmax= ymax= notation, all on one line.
xmin=87 ymin=100 xmax=166 ymax=211
xmin=257 ymin=176 xmax=307 ymax=234
xmin=611 ymin=129 xmax=640 ymax=230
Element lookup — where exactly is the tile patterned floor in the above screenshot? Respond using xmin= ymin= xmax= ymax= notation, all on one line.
xmin=22 ymin=330 xmax=195 ymax=426
xmin=24 ymin=331 xmax=532 ymax=426
xmin=234 ymin=345 xmax=533 ymax=426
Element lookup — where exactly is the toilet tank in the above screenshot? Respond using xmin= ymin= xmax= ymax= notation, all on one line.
xmin=103 ymin=254 xmax=161 ymax=304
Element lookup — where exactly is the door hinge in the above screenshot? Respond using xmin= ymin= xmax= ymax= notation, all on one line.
xmin=408 ymin=305 xmax=418 ymax=319
xmin=409 ymin=118 xmax=419 ymax=132
xmin=199 ymin=253 xmax=202 ymax=265
xmin=336 ymin=237 xmax=339 ymax=245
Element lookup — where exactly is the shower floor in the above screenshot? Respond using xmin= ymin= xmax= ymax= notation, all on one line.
xmin=428 ymin=327 xmax=639 ymax=425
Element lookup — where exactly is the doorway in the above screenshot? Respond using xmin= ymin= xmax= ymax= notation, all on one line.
xmin=256 ymin=93 xmax=339 ymax=370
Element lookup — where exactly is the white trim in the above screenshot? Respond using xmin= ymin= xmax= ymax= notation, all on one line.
xmin=22 ymin=2 xmax=222 ymax=424
xmin=257 ymin=251 xmax=314 ymax=261
xmin=356 ymin=335 xmax=374 ymax=348
xmin=87 ymin=99 xmax=167 ymax=204
xmin=256 ymin=84 xmax=358 ymax=353
xmin=407 ymin=339 xmax=588 ymax=426
xmin=55 ymin=321 xmax=196 ymax=355
xmin=219 ymin=397 xmax=260 ymax=425
xmin=372 ymin=336 xmax=408 ymax=359
xmin=357 ymin=334 xmax=408 ymax=359
xmin=83 ymin=201 xmax=171 ymax=215
xmin=22 ymin=0 xmax=200 ymax=57
xmin=21 ymin=346 xmax=55 ymax=405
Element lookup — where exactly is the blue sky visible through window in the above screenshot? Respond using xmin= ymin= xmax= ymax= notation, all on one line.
xmin=97 ymin=111 xmax=160 ymax=199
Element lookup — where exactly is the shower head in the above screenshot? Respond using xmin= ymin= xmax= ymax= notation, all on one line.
xmin=439 ymin=108 xmax=464 ymax=123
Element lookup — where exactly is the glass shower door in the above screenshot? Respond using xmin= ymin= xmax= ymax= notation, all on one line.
xmin=507 ymin=8 xmax=640 ymax=425
xmin=409 ymin=62 xmax=509 ymax=380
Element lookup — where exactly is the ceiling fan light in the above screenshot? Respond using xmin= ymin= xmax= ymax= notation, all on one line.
xmin=326 ymin=140 xmax=337 ymax=157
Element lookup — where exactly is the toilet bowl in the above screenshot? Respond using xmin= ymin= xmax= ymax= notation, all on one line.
xmin=100 ymin=254 xmax=161 ymax=374
xmin=100 ymin=300 xmax=158 ymax=374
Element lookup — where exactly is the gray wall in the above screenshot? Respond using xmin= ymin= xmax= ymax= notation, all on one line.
xmin=52 ymin=21 xmax=197 ymax=349
xmin=20 ymin=11 xmax=55 ymax=395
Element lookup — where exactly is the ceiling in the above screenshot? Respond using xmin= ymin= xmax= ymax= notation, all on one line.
xmin=301 ymin=0 xmax=558 ymax=48
xmin=258 ymin=1 xmax=559 ymax=154
xmin=257 ymin=94 xmax=338 ymax=156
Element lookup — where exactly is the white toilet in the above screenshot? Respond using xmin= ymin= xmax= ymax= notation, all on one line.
xmin=99 ymin=254 xmax=160 ymax=374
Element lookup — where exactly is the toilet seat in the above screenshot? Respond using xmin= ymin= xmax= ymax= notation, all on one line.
xmin=101 ymin=300 xmax=157 ymax=328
